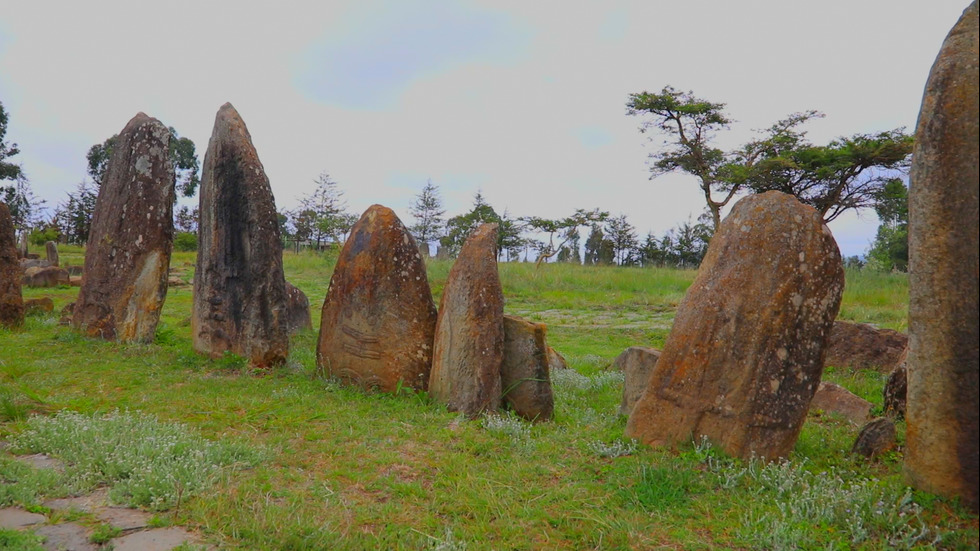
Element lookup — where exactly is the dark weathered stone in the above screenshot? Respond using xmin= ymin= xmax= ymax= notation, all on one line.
xmin=192 ymin=103 xmax=288 ymax=367
xmin=22 ymin=266 xmax=69 ymax=288
xmin=316 ymin=205 xmax=437 ymax=391
xmin=429 ymin=223 xmax=504 ymax=416
xmin=71 ymin=113 xmax=174 ymax=343
xmin=852 ymin=418 xmax=897 ymax=459
xmin=626 ymin=192 xmax=844 ymax=460
xmin=906 ymin=1 xmax=979 ymax=512
xmin=883 ymin=351 xmax=907 ymax=419
xmin=23 ymin=297 xmax=54 ymax=314
xmin=615 ymin=346 xmax=661 ymax=416
xmin=501 ymin=315 xmax=554 ymax=422
xmin=0 ymin=203 xmax=24 ymax=328
xmin=809 ymin=382 xmax=872 ymax=426
xmin=44 ymin=241 xmax=58 ymax=267
xmin=824 ymin=320 xmax=908 ymax=372
xmin=285 ymin=281 xmax=312 ymax=334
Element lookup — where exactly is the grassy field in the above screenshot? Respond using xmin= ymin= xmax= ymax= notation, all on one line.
xmin=1 ymin=246 xmax=976 ymax=550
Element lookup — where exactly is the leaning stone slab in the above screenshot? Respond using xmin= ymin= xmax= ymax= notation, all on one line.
xmin=22 ymin=266 xmax=69 ymax=288
xmin=429 ymin=223 xmax=504 ymax=416
xmin=824 ymin=320 xmax=907 ymax=373
xmin=808 ymin=382 xmax=872 ymax=426
xmin=883 ymin=353 xmax=907 ymax=420
xmin=626 ymin=192 xmax=844 ymax=460
xmin=615 ymin=346 xmax=661 ymax=416
xmin=0 ymin=202 xmax=24 ymax=328
xmin=500 ymin=315 xmax=554 ymax=422
xmin=906 ymin=0 xmax=979 ymax=512
xmin=192 ymin=103 xmax=288 ymax=367
xmin=72 ymin=113 xmax=175 ymax=342
xmin=317 ymin=205 xmax=437 ymax=392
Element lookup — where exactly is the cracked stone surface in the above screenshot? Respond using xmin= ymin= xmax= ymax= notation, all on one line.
xmin=44 ymin=488 xmax=109 ymax=513
xmin=19 ymin=453 xmax=65 ymax=472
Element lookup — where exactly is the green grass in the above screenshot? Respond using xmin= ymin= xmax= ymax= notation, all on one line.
xmin=1 ymin=247 xmax=975 ymax=550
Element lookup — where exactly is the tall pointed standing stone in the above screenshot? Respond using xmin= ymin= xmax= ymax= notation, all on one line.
xmin=429 ymin=223 xmax=504 ymax=417
xmin=1 ymin=203 xmax=24 ymax=329
xmin=906 ymin=1 xmax=979 ymax=512
xmin=316 ymin=205 xmax=437 ymax=392
xmin=192 ymin=103 xmax=288 ymax=367
xmin=626 ymin=192 xmax=844 ymax=460
xmin=72 ymin=113 xmax=175 ymax=342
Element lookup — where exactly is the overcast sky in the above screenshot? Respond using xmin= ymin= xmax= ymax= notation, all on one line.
xmin=0 ymin=0 xmax=969 ymax=257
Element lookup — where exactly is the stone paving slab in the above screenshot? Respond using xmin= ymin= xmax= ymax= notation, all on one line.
xmin=0 ymin=507 xmax=46 ymax=528
xmin=34 ymin=522 xmax=99 ymax=551
xmin=112 ymin=527 xmax=195 ymax=551
xmin=44 ymin=488 xmax=110 ymax=513
xmin=19 ymin=453 xmax=65 ymax=472
xmin=96 ymin=507 xmax=152 ymax=531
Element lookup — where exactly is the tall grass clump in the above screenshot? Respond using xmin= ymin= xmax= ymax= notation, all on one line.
xmin=11 ymin=410 xmax=261 ymax=511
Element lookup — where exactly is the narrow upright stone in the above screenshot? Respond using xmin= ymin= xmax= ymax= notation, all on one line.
xmin=284 ymin=282 xmax=312 ymax=334
xmin=72 ymin=113 xmax=174 ymax=342
xmin=429 ymin=223 xmax=504 ymax=416
xmin=44 ymin=241 xmax=58 ymax=267
xmin=0 ymin=203 xmax=24 ymax=328
xmin=626 ymin=192 xmax=844 ymax=460
xmin=316 ymin=205 xmax=437 ymax=391
xmin=192 ymin=103 xmax=288 ymax=367
xmin=906 ymin=1 xmax=979 ymax=512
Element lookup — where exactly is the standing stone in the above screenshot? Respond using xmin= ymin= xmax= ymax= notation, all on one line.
xmin=192 ymin=103 xmax=288 ymax=367
xmin=284 ymin=281 xmax=312 ymax=334
xmin=71 ymin=113 xmax=175 ymax=342
xmin=0 ymin=203 xmax=24 ymax=328
xmin=500 ymin=315 xmax=554 ymax=422
xmin=429 ymin=223 xmax=504 ymax=416
xmin=906 ymin=1 xmax=979 ymax=512
xmin=316 ymin=205 xmax=437 ymax=391
xmin=616 ymin=346 xmax=661 ymax=416
xmin=44 ymin=241 xmax=58 ymax=267
xmin=626 ymin=192 xmax=844 ymax=460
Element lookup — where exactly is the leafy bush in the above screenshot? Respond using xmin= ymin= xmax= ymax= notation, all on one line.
xmin=28 ymin=226 xmax=60 ymax=246
xmin=174 ymin=231 xmax=198 ymax=252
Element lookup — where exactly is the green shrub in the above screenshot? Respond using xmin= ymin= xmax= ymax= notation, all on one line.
xmin=174 ymin=231 xmax=198 ymax=252
xmin=28 ymin=227 xmax=59 ymax=246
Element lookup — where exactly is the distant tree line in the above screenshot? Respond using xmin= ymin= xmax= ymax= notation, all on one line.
xmin=1 ymin=97 xmax=909 ymax=271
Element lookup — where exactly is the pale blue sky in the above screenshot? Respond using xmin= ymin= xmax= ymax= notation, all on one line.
xmin=0 ymin=0 xmax=971 ymax=257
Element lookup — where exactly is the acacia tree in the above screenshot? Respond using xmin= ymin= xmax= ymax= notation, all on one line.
xmin=522 ymin=208 xmax=608 ymax=267
xmin=409 ymin=179 xmax=445 ymax=248
xmin=627 ymin=86 xmax=914 ymax=229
